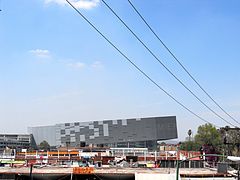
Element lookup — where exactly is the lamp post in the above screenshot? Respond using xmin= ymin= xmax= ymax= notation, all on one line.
xmin=188 ymin=129 xmax=192 ymax=142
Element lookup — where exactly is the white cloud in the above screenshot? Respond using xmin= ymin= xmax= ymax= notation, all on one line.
xmin=91 ymin=61 xmax=103 ymax=69
xmin=44 ymin=0 xmax=65 ymax=6
xmin=67 ymin=61 xmax=103 ymax=70
xmin=72 ymin=0 xmax=100 ymax=9
xmin=67 ymin=62 xmax=86 ymax=69
xmin=29 ymin=49 xmax=51 ymax=58
xmin=44 ymin=0 xmax=100 ymax=10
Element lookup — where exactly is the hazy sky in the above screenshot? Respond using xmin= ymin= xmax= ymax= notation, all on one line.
xmin=0 ymin=0 xmax=240 ymax=140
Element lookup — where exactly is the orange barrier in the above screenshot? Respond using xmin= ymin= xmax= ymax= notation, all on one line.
xmin=73 ymin=167 xmax=94 ymax=174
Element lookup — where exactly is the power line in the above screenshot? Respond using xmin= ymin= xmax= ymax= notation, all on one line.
xmin=65 ymin=0 xmax=219 ymax=127
xmin=100 ymin=0 xmax=236 ymax=127
xmin=127 ymin=0 xmax=240 ymax=126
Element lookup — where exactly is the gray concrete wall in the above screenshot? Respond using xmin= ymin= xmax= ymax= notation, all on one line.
xmin=29 ymin=116 xmax=177 ymax=147
xmin=28 ymin=126 xmax=56 ymax=146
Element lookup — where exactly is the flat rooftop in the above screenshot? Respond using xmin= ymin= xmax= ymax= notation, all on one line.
xmin=0 ymin=167 xmax=232 ymax=177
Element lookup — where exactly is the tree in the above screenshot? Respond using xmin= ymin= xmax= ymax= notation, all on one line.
xmin=195 ymin=123 xmax=222 ymax=151
xmin=220 ymin=127 xmax=240 ymax=156
xmin=38 ymin=140 xmax=50 ymax=150
xmin=179 ymin=141 xmax=200 ymax=151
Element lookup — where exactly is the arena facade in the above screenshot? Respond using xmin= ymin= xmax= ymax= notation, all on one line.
xmin=28 ymin=116 xmax=177 ymax=150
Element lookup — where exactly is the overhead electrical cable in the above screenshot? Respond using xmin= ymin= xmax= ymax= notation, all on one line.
xmin=127 ymin=0 xmax=240 ymax=126
xmin=100 ymin=0 xmax=236 ymax=127
xmin=65 ymin=0 xmax=219 ymax=127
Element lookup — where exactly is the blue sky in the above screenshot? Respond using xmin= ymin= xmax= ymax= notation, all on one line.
xmin=0 ymin=0 xmax=240 ymax=140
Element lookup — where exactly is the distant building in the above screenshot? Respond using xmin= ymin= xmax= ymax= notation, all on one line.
xmin=28 ymin=116 xmax=177 ymax=150
xmin=0 ymin=134 xmax=37 ymax=152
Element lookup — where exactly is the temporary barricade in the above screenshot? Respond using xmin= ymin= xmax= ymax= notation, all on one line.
xmin=73 ymin=167 xmax=94 ymax=174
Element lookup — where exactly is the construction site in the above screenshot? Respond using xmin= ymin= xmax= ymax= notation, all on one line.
xmin=0 ymin=145 xmax=239 ymax=180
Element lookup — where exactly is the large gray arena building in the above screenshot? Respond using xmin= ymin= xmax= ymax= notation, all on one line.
xmin=28 ymin=116 xmax=177 ymax=150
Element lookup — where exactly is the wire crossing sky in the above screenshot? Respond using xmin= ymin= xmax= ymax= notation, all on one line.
xmin=128 ymin=0 xmax=240 ymax=127
xmin=0 ymin=0 xmax=239 ymax=140
xmin=65 ymin=0 xmax=219 ymax=128
xmin=100 ymin=0 xmax=236 ymax=127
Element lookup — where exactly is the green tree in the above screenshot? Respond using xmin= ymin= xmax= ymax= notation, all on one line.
xmin=195 ymin=123 xmax=222 ymax=150
xmin=179 ymin=141 xmax=200 ymax=151
xmin=38 ymin=140 xmax=50 ymax=150
xmin=220 ymin=127 xmax=240 ymax=156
